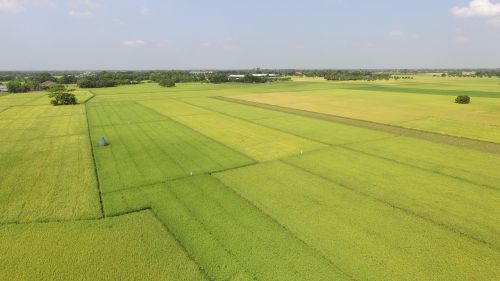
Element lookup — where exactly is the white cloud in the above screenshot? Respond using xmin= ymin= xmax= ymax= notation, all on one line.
xmin=139 ymin=7 xmax=149 ymax=16
xmin=122 ymin=40 xmax=145 ymax=47
xmin=71 ymin=0 xmax=98 ymax=8
xmin=389 ymin=31 xmax=404 ymax=38
xmin=68 ymin=10 xmax=92 ymax=17
xmin=452 ymin=0 xmax=500 ymax=18
xmin=0 ymin=0 xmax=25 ymax=13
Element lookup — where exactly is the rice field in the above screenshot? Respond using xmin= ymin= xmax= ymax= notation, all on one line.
xmin=142 ymin=99 xmax=325 ymax=161
xmin=0 ymin=211 xmax=206 ymax=281
xmin=0 ymin=103 xmax=100 ymax=223
xmin=87 ymin=101 xmax=253 ymax=192
xmin=1 ymin=76 xmax=499 ymax=280
xmin=231 ymin=78 xmax=500 ymax=143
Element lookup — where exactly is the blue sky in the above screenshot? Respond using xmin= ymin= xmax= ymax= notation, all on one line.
xmin=1 ymin=0 xmax=499 ymax=70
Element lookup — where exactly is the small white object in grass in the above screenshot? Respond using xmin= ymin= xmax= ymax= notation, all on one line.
xmin=300 ymin=150 xmax=303 ymax=154
xmin=190 ymin=171 xmax=193 ymax=176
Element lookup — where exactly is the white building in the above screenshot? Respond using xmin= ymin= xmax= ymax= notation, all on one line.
xmin=0 ymin=84 xmax=8 ymax=92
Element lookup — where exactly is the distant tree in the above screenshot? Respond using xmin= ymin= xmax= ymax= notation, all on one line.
xmin=206 ymin=73 xmax=228 ymax=83
xmin=26 ymin=72 xmax=56 ymax=90
xmin=158 ymin=78 xmax=176 ymax=87
xmin=6 ymin=81 xmax=31 ymax=93
xmin=243 ymin=74 xmax=266 ymax=83
xmin=58 ymin=74 xmax=77 ymax=84
xmin=47 ymin=84 xmax=67 ymax=93
xmin=47 ymin=84 xmax=77 ymax=106
xmin=77 ymin=75 xmax=117 ymax=88
xmin=455 ymin=95 xmax=470 ymax=104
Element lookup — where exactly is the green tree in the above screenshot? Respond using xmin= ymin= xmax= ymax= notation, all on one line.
xmin=158 ymin=78 xmax=176 ymax=87
xmin=206 ymin=73 xmax=228 ymax=83
xmin=47 ymin=84 xmax=77 ymax=106
xmin=455 ymin=95 xmax=470 ymax=104
xmin=6 ymin=81 xmax=31 ymax=93
xmin=58 ymin=74 xmax=77 ymax=84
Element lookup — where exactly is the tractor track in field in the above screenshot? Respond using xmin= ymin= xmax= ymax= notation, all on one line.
xmin=215 ymin=96 xmax=500 ymax=155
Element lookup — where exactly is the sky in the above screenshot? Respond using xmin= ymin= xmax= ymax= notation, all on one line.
xmin=0 ymin=0 xmax=500 ymax=70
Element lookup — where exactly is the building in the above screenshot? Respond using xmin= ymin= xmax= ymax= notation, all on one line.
xmin=40 ymin=80 xmax=56 ymax=89
xmin=228 ymin=73 xmax=281 ymax=80
xmin=228 ymin=74 xmax=245 ymax=80
xmin=0 ymin=84 xmax=8 ymax=92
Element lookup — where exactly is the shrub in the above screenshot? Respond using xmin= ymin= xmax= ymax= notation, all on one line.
xmin=159 ymin=78 xmax=176 ymax=87
xmin=455 ymin=95 xmax=470 ymax=104
xmin=6 ymin=81 xmax=32 ymax=93
xmin=47 ymin=85 xmax=77 ymax=106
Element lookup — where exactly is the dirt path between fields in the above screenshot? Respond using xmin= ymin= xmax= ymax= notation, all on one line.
xmin=215 ymin=96 xmax=500 ymax=155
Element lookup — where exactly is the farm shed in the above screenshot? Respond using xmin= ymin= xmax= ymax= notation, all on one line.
xmin=41 ymin=80 xmax=56 ymax=89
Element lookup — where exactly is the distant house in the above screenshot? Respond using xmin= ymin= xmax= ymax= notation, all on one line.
xmin=228 ymin=75 xmax=245 ymax=80
xmin=0 ymin=84 xmax=7 ymax=92
xmin=41 ymin=80 xmax=56 ymax=89
xmin=228 ymin=73 xmax=281 ymax=81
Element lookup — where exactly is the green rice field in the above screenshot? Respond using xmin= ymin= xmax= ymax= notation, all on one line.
xmin=1 ymin=76 xmax=499 ymax=280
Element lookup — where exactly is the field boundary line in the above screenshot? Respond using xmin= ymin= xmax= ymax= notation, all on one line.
xmin=215 ymin=96 xmax=500 ymax=154
xmin=82 ymin=90 xmax=97 ymax=104
xmin=178 ymin=97 xmax=498 ymax=191
xmin=0 ymin=106 xmax=12 ymax=114
xmin=102 ymin=162 xmax=260 ymax=196
xmin=339 ymin=145 xmax=500 ymax=191
xmin=153 ymin=97 xmax=328 ymax=161
xmin=352 ymin=85 xmax=500 ymax=99
xmin=195 ymin=178 xmax=352 ymax=281
xmin=0 ymin=214 xmax=107 ymax=226
xmin=165 ymin=186 xmax=254 ymax=281
xmin=84 ymin=102 xmax=105 ymax=218
xmin=145 ymin=207 xmax=214 ymax=281
xmin=141 ymin=98 xmax=258 ymax=163
xmin=281 ymin=160 xmax=498 ymax=252
xmin=179 ymin=98 xmax=332 ymax=146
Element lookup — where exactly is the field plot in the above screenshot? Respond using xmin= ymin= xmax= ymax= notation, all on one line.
xmin=215 ymin=161 xmax=500 ymax=281
xmin=0 ymin=104 xmax=100 ymax=223
xmin=283 ymin=147 xmax=500 ymax=248
xmin=344 ymin=135 xmax=500 ymax=189
xmin=232 ymin=87 xmax=500 ymax=143
xmin=104 ymin=175 xmax=349 ymax=281
xmin=0 ymin=105 xmax=87 ymax=142
xmin=2 ymin=77 xmax=500 ymax=280
xmin=143 ymin=99 xmax=325 ymax=161
xmin=87 ymin=101 xmax=253 ymax=192
xmin=0 ymin=92 xmax=47 ymax=106
xmin=0 ymin=211 xmax=206 ymax=281
xmin=183 ymin=97 xmax=393 ymax=145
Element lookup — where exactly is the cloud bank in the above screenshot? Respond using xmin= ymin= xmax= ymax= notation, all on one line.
xmin=452 ymin=0 xmax=500 ymax=18
xmin=0 ymin=0 xmax=24 ymax=13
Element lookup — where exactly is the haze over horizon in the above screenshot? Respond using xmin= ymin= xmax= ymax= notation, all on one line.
xmin=1 ymin=0 xmax=500 ymax=70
